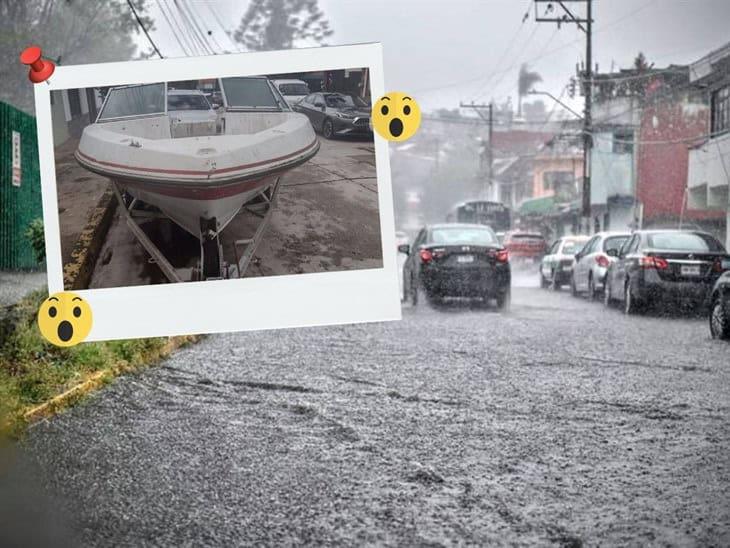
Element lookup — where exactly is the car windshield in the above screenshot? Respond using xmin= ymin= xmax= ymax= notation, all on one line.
xmin=430 ymin=227 xmax=498 ymax=246
xmin=603 ymin=235 xmax=629 ymax=254
xmin=561 ymin=239 xmax=588 ymax=255
xmin=167 ymin=94 xmax=211 ymax=111
xmin=99 ymin=83 xmax=165 ymax=120
xmin=324 ymin=94 xmax=367 ymax=108
xmin=221 ymin=78 xmax=281 ymax=109
xmin=647 ymin=232 xmax=725 ymax=252
xmin=279 ymin=83 xmax=309 ymax=96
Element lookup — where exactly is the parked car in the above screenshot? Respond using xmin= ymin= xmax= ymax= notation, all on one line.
xmin=167 ymin=89 xmax=216 ymax=123
xmin=539 ymin=235 xmax=591 ymax=290
xmin=604 ymin=230 xmax=730 ymax=314
xmin=709 ymin=271 xmax=730 ymax=339
xmin=400 ymin=223 xmax=511 ymax=309
xmin=271 ymin=79 xmax=310 ymax=107
xmin=294 ymin=92 xmax=372 ymax=139
xmin=570 ymin=231 xmax=631 ymax=299
xmin=503 ymin=231 xmax=547 ymax=266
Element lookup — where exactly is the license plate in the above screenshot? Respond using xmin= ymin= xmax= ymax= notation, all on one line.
xmin=681 ymin=265 xmax=701 ymax=276
xmin=457 ymin=255 xmax=474 ymax=263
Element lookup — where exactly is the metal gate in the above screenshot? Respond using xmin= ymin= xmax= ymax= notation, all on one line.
xmin=0 ymin=101 xmax=42 ymax=270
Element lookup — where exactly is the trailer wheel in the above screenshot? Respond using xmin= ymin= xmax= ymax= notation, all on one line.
xmin=202 ymin=237 xmax=222 ymax=279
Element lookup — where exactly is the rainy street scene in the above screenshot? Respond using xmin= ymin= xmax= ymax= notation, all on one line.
xmin=1 ymin=0 xmax=730 ymax=546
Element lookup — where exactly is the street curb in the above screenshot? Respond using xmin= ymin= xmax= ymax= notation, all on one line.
xmin=22 ymin=335 xmax=199 ymax=424
xmin=63 ymin=186 xmax=118 ymax=290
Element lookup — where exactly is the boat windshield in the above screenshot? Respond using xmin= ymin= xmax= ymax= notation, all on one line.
xmin=99 ymin=83 xmax=166 ymax=120
xmin=168 ymin=93 xmax=211 ymax=111
xmin=221 ymin=78 xmax=284 ymax=110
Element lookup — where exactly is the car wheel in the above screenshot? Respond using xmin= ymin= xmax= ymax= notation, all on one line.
xmin=426 ymin=292 xmax=442 ymax=307
xmin=624 ymin=280 xmax=642 ymax=315
xmin=322 ymin=118 xmax=334 ymax=139
xmin=604 ymin=280 xmax=613 ymax=308
xmin=410 ymin=273 xmax=418 ymax=306
xmin=710 ymin=296 xmax=730 ymax=340
xmin=496 ymin=288 xmax=511 ymax=312
xmin=587 ymin=275 xmax=597 ymax=302
xmin=570 ymin=274 xmax=579 ymax=297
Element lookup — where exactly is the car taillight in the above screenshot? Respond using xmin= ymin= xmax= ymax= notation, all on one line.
xmin=713 ymin=258 xmax=726 ymax=273
xmin=596 ymin=255 xmax=610 ymax=268
xmin=419 ymin=249 xmax=433 ymax=264
xmin=640 ymin=256 xmax=669 ymax=269
xmin=496 ymin=249 xmax=509 ymax=263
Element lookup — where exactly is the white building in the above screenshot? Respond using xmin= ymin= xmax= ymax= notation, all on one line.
xmin=687 ymin=42 xmax=730 ymax=249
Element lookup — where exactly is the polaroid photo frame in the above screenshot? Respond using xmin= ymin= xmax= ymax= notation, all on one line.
xmin=34 ymin=43 xmax=401 ymax=341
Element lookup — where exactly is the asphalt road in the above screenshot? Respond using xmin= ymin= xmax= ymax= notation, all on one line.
xmin=10 ymin=276 xmax=730 ymax=546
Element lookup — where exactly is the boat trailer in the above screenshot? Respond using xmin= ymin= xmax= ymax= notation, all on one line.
xmin=110 ymin=177 xmax=281 ymax=282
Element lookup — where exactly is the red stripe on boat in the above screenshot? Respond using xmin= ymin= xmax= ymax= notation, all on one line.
xmin=76 ymin=139 xmax=318 ymax=177
xmin=123 ymin=175 xmax=276 ymax=200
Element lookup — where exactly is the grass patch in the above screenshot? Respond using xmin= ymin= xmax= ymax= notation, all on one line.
xmin=0 ymin=288 xmax=199 ymax=438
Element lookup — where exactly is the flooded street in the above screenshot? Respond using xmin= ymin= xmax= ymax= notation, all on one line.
xmin=19 ymin=284 xmax=730 ymax=546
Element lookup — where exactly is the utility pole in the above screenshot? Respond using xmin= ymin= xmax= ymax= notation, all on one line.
xmin=459 ymin=101 xmax=493 ymax=200
xmin=534 ymin=0 xmax=593 ymax=233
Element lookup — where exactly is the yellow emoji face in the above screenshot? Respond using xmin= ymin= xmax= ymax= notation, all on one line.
xmin=371 ymin=92 xmax=421 ymax=142
xmin=37 ymin=292 xmax=93 ymax=347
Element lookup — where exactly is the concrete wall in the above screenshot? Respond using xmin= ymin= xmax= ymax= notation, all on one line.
xmin=590 ymin=131 xmax=634 ymax=205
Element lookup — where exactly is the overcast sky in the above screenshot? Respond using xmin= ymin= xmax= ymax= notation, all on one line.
xmin=139 ymin=0 xmax=730 ymax=115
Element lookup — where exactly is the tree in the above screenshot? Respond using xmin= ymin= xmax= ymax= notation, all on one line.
xmin=233 ymin=0 xmax=333 ymax=52
xmin=517 ymin=63 xmax=542 ymax=118
xmin=0 ymin=0 xmax=155 ymax=114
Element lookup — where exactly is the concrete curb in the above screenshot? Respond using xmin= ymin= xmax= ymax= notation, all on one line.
xmin=22 ymin=335 xmax=199 ymax=424
xmin=63 ymin=186 xmax=118 ymax=290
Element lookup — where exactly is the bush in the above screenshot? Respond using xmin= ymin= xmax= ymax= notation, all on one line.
xmin=24 ymin=218 xmax=46 ymax=265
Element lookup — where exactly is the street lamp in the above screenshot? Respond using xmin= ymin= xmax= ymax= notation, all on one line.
xmin=527 ymin=89 xmax=583 ymax=120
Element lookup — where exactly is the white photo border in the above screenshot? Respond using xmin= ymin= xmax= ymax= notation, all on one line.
xmin=34 ymin=43 xmax=401 ymax=341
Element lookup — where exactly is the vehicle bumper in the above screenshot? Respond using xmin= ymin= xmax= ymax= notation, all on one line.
xmin=636 ymin=270 xmax=715 ymax=305
xmin=333 ymin=118 xmax=372 ymax=136
xmin=592 ymin=266 xmax=609 ymax=290
xmin=421 ymin=266 xmax=511 ymax=298
xmin=554 ymin=264 xmax=574 ymax=285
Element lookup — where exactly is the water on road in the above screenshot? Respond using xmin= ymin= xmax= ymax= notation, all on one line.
xmin=14 ymin=285 xmax=730 ymax=546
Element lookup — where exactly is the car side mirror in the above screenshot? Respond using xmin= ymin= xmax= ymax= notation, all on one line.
xmin=397 ymin=244 xmax=410 ymax=255
xmin=606 ymin=248 xmax=618 ymax=258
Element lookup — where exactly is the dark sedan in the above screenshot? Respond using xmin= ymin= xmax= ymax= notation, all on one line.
xmin=709 ymin=271 xmax=730 ymax=339
xmin=293 ymin=92 xmax=372 ymax=139
xmin=400 ymin=223 xmax=511 ymax=309
xmin=604 ymin=230 xmax=730 ymax=314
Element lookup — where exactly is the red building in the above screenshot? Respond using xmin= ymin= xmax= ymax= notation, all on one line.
xmin=636 ymin=73 xmax=726 ymax=235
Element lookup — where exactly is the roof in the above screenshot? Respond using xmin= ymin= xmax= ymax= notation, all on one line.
xmin=271 ymin=79 xmax=308 ymax=85
xmin=428 ymin=223 xmax=496 ymax=230
xmin=690 ymin=41 xmax=730 ymax=82
xmin=167 ymin=89 xmax=205 ymax=96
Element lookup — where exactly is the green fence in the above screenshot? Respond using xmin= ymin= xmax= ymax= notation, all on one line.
xmin=0 ymin=101 xmax=42 ymax=270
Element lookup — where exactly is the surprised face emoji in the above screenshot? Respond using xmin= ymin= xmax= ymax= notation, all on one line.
xmin=37 ymin=292 xmax=93 ymax=347
xmin=371 ymin=92 xmax=421 ymax=142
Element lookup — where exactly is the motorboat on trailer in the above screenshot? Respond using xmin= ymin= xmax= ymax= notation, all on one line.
xmin=75 ymin=77 xmax=320 ymax=279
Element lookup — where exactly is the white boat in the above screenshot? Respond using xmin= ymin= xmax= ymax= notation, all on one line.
xmin=76 ymin=77 xmax=319 ymax=240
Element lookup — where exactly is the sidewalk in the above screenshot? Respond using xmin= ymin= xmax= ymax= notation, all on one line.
xmin=0 ymin=271 xmax=46 ymax=307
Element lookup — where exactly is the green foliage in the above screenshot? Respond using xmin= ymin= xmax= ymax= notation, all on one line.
xmin=24 ymin=218 xmax=45 ymax=265
xmin=0 ymin=289 xmax=175 ymax=437
xmin=0 ymin=0 xmax=155 ymax=114
xmin=233 ymin=0 xmax=334 ymax=52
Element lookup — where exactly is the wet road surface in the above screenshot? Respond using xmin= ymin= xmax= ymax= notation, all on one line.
xmin=17 ymin=281 xmax=730 ymax=546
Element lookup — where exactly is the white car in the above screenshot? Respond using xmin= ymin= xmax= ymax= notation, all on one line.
xmin=271 ymin=79 xmax=310 ymax=108
xmin=570 ymin=231 xmax=631 ymax=300
xmin=539 ymin=235 xmax=591 ymax=290
xmin=167 ymin=89 xmax=216 ymax=121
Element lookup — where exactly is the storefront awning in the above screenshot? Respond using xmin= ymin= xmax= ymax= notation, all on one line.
xmin=519 ymin=195 xmax=555 ymax=216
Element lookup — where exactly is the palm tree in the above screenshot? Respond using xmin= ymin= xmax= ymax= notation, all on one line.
xmin=517 ymin=64 xmax=542 ymax=118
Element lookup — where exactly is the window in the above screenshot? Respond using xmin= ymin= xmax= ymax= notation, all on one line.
xmin=711 ymin=85 xmax=730 ymax=135
xmin=430 ymin=226 xmax=498 ymax=246
xmin=167 ymin=94 xmax=211 ymax=111
xmin=278 ymin=83 xmax=309 ymax=96
xmin=561 ymin=239 xmax=589 ymax=256
xmin=324 ymin=93 xmax=367 ymax=108
xmin=583 ymin=236 xmax=600 ymax=255
xmin=613 ymin=131 xmax=633 ymax=154
xmin=603 ymin=235 xmax=629 ymax=255
xmin=99 ymin=83 xmax=165 ymax=120
xmin=221 ymin=78 xmax=281 ymax=109
xmin=68 ymin=89 xmax=82 ymax=117
xmin=619 ymin=235 xmax=636 ymax=257
xmin=543 ymin=171 xmax=575 ymax=199
xmin=647 ymin=232 xmax=725 ymax=252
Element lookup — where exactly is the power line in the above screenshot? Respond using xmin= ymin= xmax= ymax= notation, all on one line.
xmin=161 ymin=0 xmax=199 ymax=55
xmin=206 ymin=3 xmax=241 ymax=52
xmin=173 ymin=0 xmax=213 ymax=55
xmin=185 ymin=0 xmax=225 ymax=53
xmin=178 ymin=0 xmax=217 ymax=54
xmin=126 ymin=0 xmax=163 ymax=58
xmin=155 ymin=0 xmax=190 ymax=56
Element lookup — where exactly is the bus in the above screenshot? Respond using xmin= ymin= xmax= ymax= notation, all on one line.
xmin=446 ymin=200 xmax=511 ymax=233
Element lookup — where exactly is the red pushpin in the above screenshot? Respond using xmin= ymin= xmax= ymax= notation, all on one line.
xmin=20 ymin=46 xmax=55 ymax=84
